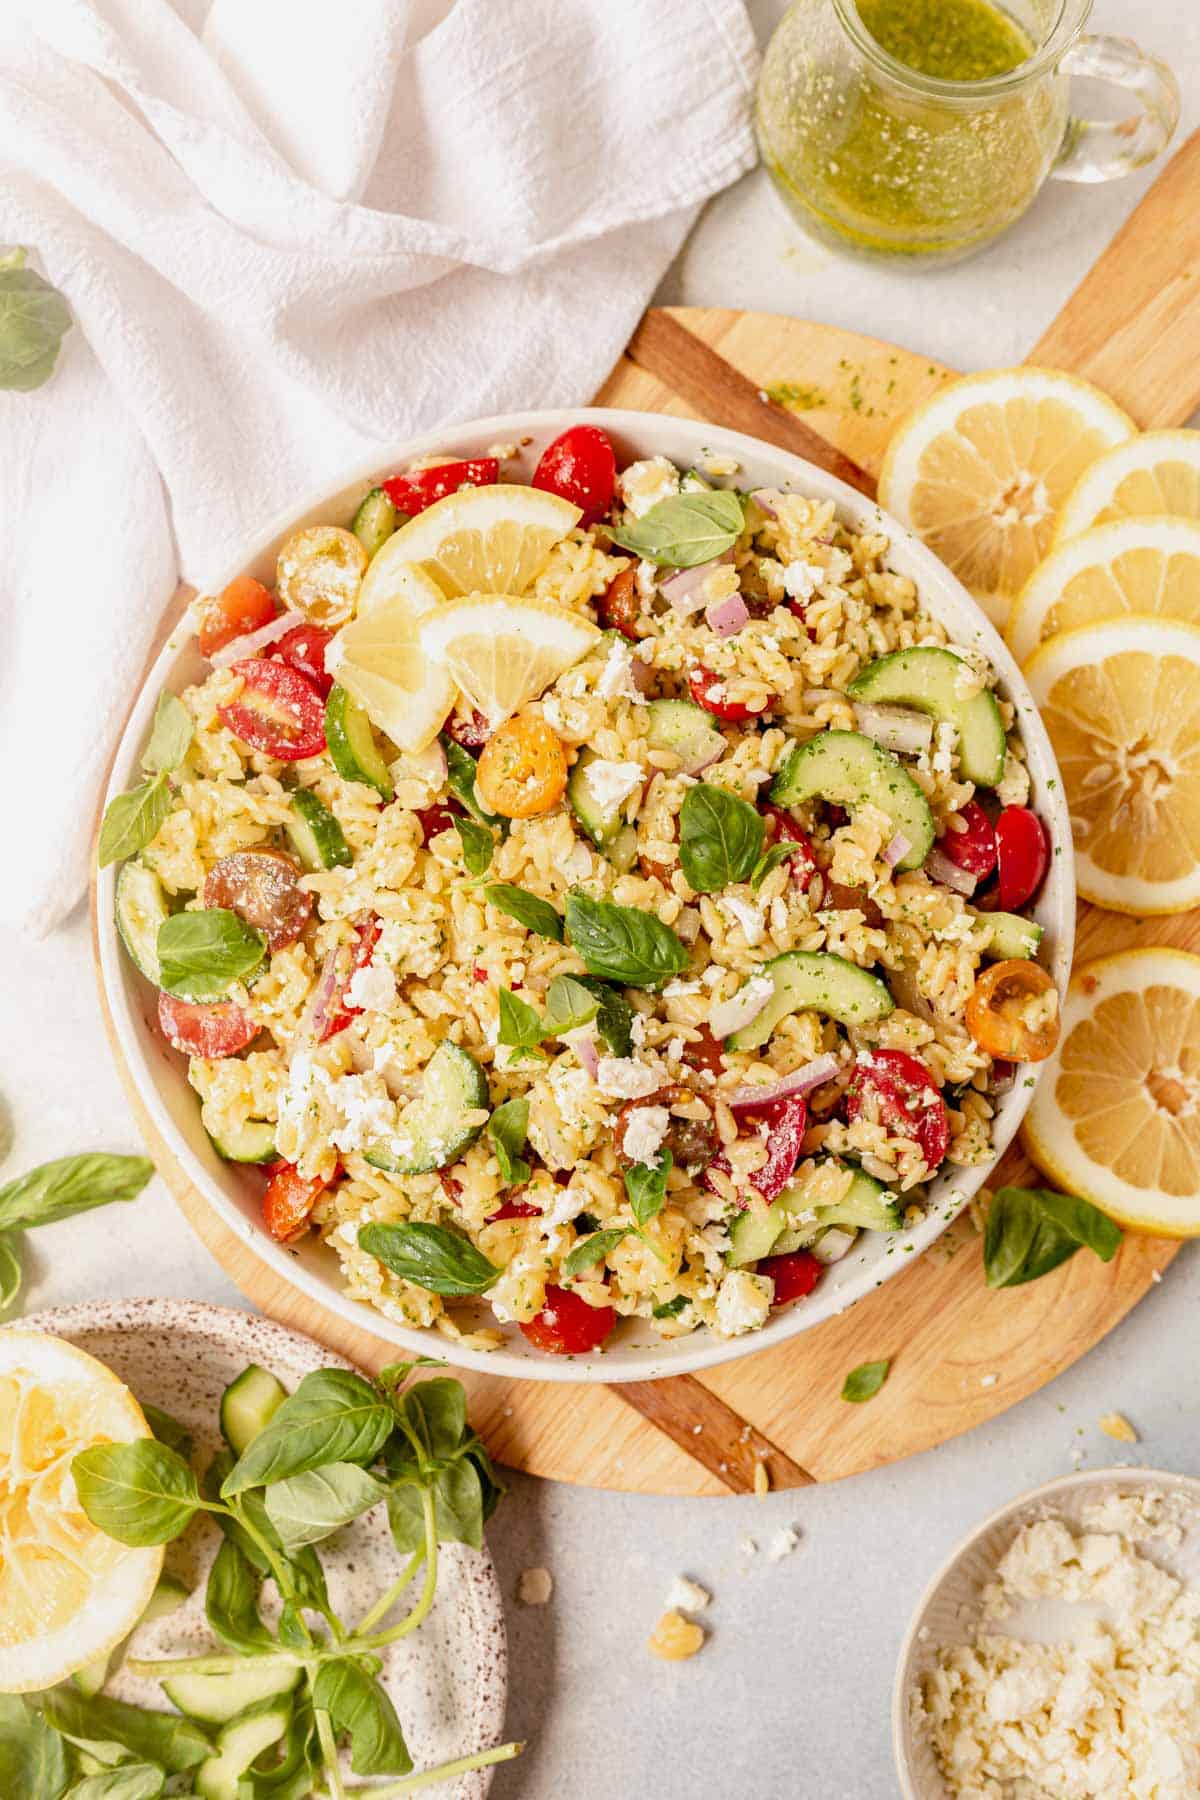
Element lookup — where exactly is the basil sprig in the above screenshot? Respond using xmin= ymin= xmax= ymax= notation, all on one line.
xmin=220 ymin=1369 xmax=393 ymax=1496
xmin=141 ymin=692 xmax=193 ymax=775
xmin=679 ymin=783 xmax=764 ymax=893
xmin=311 ymin=1658 xmax=411 ymax=1777
xmin=482 ymin=883 xmax=564 ymax=942
xmin=157 ymin=907 xmax=266 ymax=1000
xmin=984 ymin=1186 xmax=1121 ymax=1289
xmin=359 ymin=1221 xmax=501 ymax=1296
xmin=0 ymin=1151 xmax=152 ymax=1322
xmin=841 ymin=1359 xmax=890 ymax=1403
xmin=98 ymin=687 xmax=193 ymax=867
xmin=577 ymin=976 xmax=635 ymax=1056
xmin=564 ymin=891 xmax=687 ymax=987
xmin=611 ymin=489 xmax=745 ymax=568
xmin=488 ymin=1097 xmax=531 ymax=1186
xmin=751 ymin=840 xmax=806 ymax=891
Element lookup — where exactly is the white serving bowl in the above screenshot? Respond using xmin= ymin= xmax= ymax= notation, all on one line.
xmin=893 ymin=1465 xmax=1200 ymax=1798
xmin=96 ymin=408 xmax=1075 ymax=1383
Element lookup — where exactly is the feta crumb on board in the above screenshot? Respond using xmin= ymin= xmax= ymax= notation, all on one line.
xmin=767 ymin=1528 xmax=799 ymax=1563
xmin=665 ymin=1576 xmax=711 ymax=1614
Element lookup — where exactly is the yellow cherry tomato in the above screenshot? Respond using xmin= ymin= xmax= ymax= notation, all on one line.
xmin=965 ymin=959 xmax=1061 ymax=1063
xmin=276 ymin=525 xmax=366 ymax=627
xmin=476 ymin=715 xmax=568 ymax=819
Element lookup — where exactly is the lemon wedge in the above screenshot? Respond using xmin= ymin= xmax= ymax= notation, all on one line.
xmin=1055 ymin=429 xmax=1200 ymax=543
xmin=1007 ymin=517 xmax=1200 ymax=667
xmin=384 ymin=484 xmax=581 ymax=599
xmin=326 ymin=554 xmax=455 ymax=752
xmin=1024 ymin=616 xmax=1200 ymax=915
xmin=416 ymin=594 xmax=600 ymax=727
xmin=1023 ymin=947 xmax=1200 ymax=1236
xmin=879 ymin=368 xmax=1135 ymax=624
xmin=0 ymin=1332 xmax=164 ymax=1692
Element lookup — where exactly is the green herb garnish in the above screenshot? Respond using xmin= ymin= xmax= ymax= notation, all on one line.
xmin=481 ymin=884 xmax=564 ymax=942
xmin=357 ymin=1222 xmax=501 ymax=1297
xmin=678 ymin=783 xmax=764 ymax=893
xmin=157 ymin=908 xmax=266 ymax=1001
xmin=841 ymin=1359 xmax=890 ymax=1403
xmin=983 ymin=1186 xmax=1121 ymax=1289
xmin=611 ymin=490 xmax=744 ymax=568
xmin=564 ymin=892 xmax=687 ymax=988
xmin=0 ymin=250 xmax=72 ymax=391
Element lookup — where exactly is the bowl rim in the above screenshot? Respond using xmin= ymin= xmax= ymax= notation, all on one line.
xmin=95 ymin=405 xmax=1076 ymax=1384
xmin=891 ymin=1463 xmax=1200 ymax=1798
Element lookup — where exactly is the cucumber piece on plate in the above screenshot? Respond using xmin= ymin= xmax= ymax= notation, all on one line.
xmin=220 ymin=1362 xmax=287 ymax=1456
xmin=770 ymin=730 xmax=933 ymax=868
xmin=205 ymin=1117 xmax=277 ymax=1165
xmin=567 ymin=749 xmax=628 ymax=850
xmin=194 ymin=1701 xmax=293 ymax=1800
xmin=847 ymin=647 xmax=1007 ymax=787
xmin=325 ymin=684 xmax=393 ymax=798
xmin=976 ymin=909 xmax=1043 ymax=960
xmin=166 ymin=1662 xmax=299 ymax=1727
xmin=115 ymin=860 xmax=170 ymax=984
xmin=74 ymin=1572 xmax=191 ymax=1697
xmin=366 ymin=1040 xmax=489 ymax=1176
xmin=644 ymin=698 xmax=725 ymax=775
xmin=286 ymin=787 xmax=352 ymax=871
xmin=351 ymin=486 xmax=397 ymax=559
xmin=816 ymin=1166 xmax=902 ymax=1232
xmin=726 ymin=951 xmax=894 ymax=1052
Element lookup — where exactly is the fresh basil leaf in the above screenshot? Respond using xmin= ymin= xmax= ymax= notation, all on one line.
xmin=66 ymin=1765 xmax=165 ymax=1800
xmin=98 ymin=775 xmax=171 ymax=869
xmin=465 ymin=1437 xmax=505 ymax=1526
xmin=139 ymin=1401 xmax=192 ymax=1461
xmin=264 ymin=1462 xmax=388 ymax=1550
xmin=0 ymin=263 xmax=72 ymax=391
xmin=203 ymin=1452 xmax=330 ymax=1613
xmin=402 ymin=1379 xmax=468 ymax=1461
xmin=453 ymin=816 xmax=495 ymax=877
xmin=611 ymin=489 xmax=744 ymax=568
xmin=497 ymin=987 xmax=543 ymax=1056
xmin=984 ymin=1185 xmax=1121 ymax=1289
xmin=141 ymin=692 xmax=192 ymax=776
xmin=562 ymin=1227 xmax=629 ymax=1278
xmin=488 ymin=1097 xmax=530 ymax=1186
xmin=625 ymin=1151 xmax=672 ymax=1228
xmin=41 ymin=1690 xmax=210 ymax=1774
xmin=652 ymin=1294 xmax=689 ymax=1320
xmin=751 ymin=840 xmax=805 ymax=891
xmin=205 ymin=1538 xmax=272 ymax=1652
xmin=386 ymin=1457 xmax=484 ymax=1553
xmin=841 ymin=1359 xmax=890 ymax=1403
xmin=358 ymin=1222 xmax=500 ymax=1297
xmin=0 ymin=1695 xmax=69 ymax=1799
xmin=384 ymin=1481 xmax=426 ymax=1555
xmin=311 ymin=1659 xmax=411 ymax=1778
xmin=0 ymin=1233 xmax=21 ymax=1316
xmin=565 ymin=892 xmax=687 ymax=987
xmin=430 ymin=1457 xmax=485 ymax=1550
xmin=482 ymin=884 xmax=564 ymax=942
xmin=541 ymin=974 xmax=600 ymax=1039
xmin=0 ymin=1152 xmax=153 ymax=1231
xmin=72 ymin=1440 xmax=201 ymax=1545
xmin=440 ymin=736 xmax=502 ymax=827
xmin=679 ymin=783 xmax=764 ymax=894
xmin=156 ymin=907 xmax=266 ymax=1001
xmin=221 ymin=1369 xmax=393 ymax=1497
xmin=576 ymin=978 xmax=635 ymax=1056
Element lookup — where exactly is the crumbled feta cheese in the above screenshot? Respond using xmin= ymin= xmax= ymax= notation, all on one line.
xmin=783 ymin=559 xmax=824 ymax=603
xmin=666 ymin=1575 xmax=712 ymax=1613
xmin=697 ymin=451 xmax=741 ymax=478
xmin=720 ymin=897 xmax=765 ymax=946
xmin=630 ymin=1012 xmax=647 ymax=1049
xmin=739 ymin=1537 xmax=758 ymax=1557
xmin=487 ymin=441 xmax=519 ymax=460
xmin=595 ymin=640 xmax=647 ymax=705
xmin=595 ymin=1057 xmax=660 ymax=1100
xmin=635 ymin=559 xmax=659 ymax=600
xmin=621 ymin=1105 xmax=670 ymax=1165
xmin=663 ymin=979 xmax=701 ymax=998
xmin=714 ymin=1269 xmax=774 ymax=1336
xmin=618 ymin=456 xmax=680 ymax=519
xmin=541 ymin=1184 xmax=586 ymax=1230
xmin=767 ymin=1528 xmax=799 ymax=1563
xmin=582 ymin=759 xmax=644 ymax=812
xmin=994 ymin=749 xmax=1032 ymax=808
xmin=345 ymin=961 xmax=396 ymax=1015
xmin=930 ymin=720 xmax=958 ymax=778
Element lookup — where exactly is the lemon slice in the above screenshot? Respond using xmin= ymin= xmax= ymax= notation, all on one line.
xmin=416 ymin=594 xmax=600 ymax=727
xmin=1024 ymin=616 xmax=1200 ymax=915
xmin=1023 ymin=947 xmax=1200 ymax=1236
xmin=879 ymin=368 xmax=1135 ymax=625
xmin=1055 ymin=429 xmax=1200 ymax=543
xmin=1007 ymin=517 xmax=1200 ymax=666
xmin=0 ymin=1332 xmax=163 ymax=1692
xmin=326 ymin=554 xmax=455 ymax=752
xmin=384 ymin=484 xmax=581 ymax=599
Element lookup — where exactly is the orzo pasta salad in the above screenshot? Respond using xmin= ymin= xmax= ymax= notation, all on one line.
xmin=102 ymin=425 xmax=1059 ymax=1356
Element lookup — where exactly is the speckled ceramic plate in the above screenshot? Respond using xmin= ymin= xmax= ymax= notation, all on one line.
xmin=20 ymin=1297 xmax=508 ymax=1798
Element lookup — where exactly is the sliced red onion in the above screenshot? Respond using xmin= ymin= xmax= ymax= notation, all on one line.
xmin=662 ymin=552 xmax=733 ymax=615
xmin=705 ymin=592 xmax=749 ymax=637
xmin=210 ymin=608 xmax=304 ymax=667
xmin=564 ymin=1028 xmax=600 ymax=1079
xmin=749 ymin=488 xmax=783 ymax=519
xmin=299 ymin=944 xmax=343 ymax=1043
xmin=726 ymin=1054 xmax=839 ymax=1113
xmin=851 ymin=701 xmax=934 ymax=756
xmin=990 ymin=1058 xmax=1017 ymax=1095
xmin=709 ymin=976 xmax=775 ymax=1042
xmin=812 ymin=1226 xmax=857 ymax=1264
xmin=882 ymin=831 xmax=911 ymax=869
xmin=925 ymin=845 xmax=978 ymax=896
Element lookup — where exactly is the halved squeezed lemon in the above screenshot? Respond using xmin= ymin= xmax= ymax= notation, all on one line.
xmin=0 ymin=1332 xmax=163 ymax=1692
xmin=1007 ymin=517 xmax=1200 ymax=667
xmin=1055 ymin=429 xmax=1200 ymax=544
xmin=385 ymin=484 xmax=581 ymax=598
xmin=417 ymin=595 xmax=600 ymax=728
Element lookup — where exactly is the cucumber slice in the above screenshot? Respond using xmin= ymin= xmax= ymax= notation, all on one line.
xmin=976 ymin=909 xmax=1043 ymax=960
xmin=644 ymin=699 xmax=725 ymax=775
xmin=366 ymin=1040 xmax=489 ymax=1175
xmin=220 ymin=1363 xmax=287 ymax=1456
xmin=567 ymin=749 xmax=628 ymax=850
xmin=609 ymin=823 xmax=639 ymax=873
xmin=727 ymin=1193 xmax=796 ymax=1268
xmin=769 ymin=1224 xmax=821 ymax=1255
xmin=816 ymin=1167 xmax=902 ymax=1232
xmin=115 ymin=860 xmax=170 ymax=984
xmin=726 ymin=951 xmax=894 ymax=1052
xmin=325 ymin=685 xmax=393 ymax=798
xmin=351 ymin=486 xmax=397 ymax=559
xmin=286 ymin=788 xmax=352 ymax=871
xmin=847 ymin=648 xmax=1007 ymax=787
xmin=770 ymin=730 xmax=933 ymax=868
xmin=205 ymin=1116 xmax=277 ymax=1165
xmin=194 ymin=1701 xmax=292 ymax=1800
xmin=166 ymin=1662 xmax=299 ymax=1727
xmin=73 ymin=1572 xmax=191 ymax=1698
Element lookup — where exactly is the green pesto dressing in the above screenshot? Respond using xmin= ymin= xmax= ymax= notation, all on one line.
xmin=856 ymin=0 xmax=1032 ymax=82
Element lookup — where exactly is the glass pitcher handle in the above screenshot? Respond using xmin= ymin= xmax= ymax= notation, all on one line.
xmin=1051 ymin=35 xmax=1180 ymax=183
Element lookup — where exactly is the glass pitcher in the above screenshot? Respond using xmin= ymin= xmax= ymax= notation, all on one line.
xmin=757 ymin=0 xmax=1179 ymax=264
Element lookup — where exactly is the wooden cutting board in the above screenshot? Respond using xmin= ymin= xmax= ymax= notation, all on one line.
xmin=95 ymin=133 xmax=1200 ymax=1496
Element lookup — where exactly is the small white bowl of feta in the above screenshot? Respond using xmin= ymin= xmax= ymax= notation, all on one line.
xmin=894 ymin=1466 xmax=1200 ymax=1799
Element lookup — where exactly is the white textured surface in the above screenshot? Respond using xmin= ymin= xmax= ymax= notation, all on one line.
xmin=5 ymin=0 xmax=1200 ymax=1794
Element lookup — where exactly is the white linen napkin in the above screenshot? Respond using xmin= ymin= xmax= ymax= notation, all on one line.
xmin=0 ymin=0 xmax=758 ymax=933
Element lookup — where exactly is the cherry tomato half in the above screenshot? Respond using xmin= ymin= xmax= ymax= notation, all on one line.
xmin=196 ymin=575 xmax=276 ymax=659
xmin=381 ymin=459 xmax=499 ymax=515
xmin=476 ymin=715 xmax=568 ymax=819
xmin=158 ymin=990 xmax=258 ymax=1059
xmin=676 ymin=1023 xmax=726 ymax=1081
xmin=414 ymin=800 xmax=464 ymax=845
xmin=845 ymin=1049 xmax=949 ymax=1170
xmin=520 ymin=1284 xmax=616 ymax=1355
xmin=443 ymin=706 xmax=491 ymax=750
xmin=276 ymin=622 xmax=334 ymax=699
xmin=761 ymin=1249 xmax=822 ymax=1306
xmin=703 ymin=1096 xmax=808 ymax=1205
xmin=937 ymin=800 xmax=997 ymax=880
xmin=218 ymin=659 xmax=327 ymax=761
xmin=760 ymin=804 xmax=819 ymax=891
xmin=203 ymin=848 xmax=312 ymax=952
xmin=965 ymin=960 xmax=1060 ymax=1062
xmin=263 ymin=1161 xmax=338 ymax=1243
xmin=688 ymin=665 xmax=772 ymax=722
xmin=597 ymin=565 xmax=643 ymax=640
xmin=614 ymin=1085 xmax=718 ymax=1171
xmin=487 ymin=1198 xmax=542 ymax=1223
xmin=532 ymin=426 xmax=617 ymax=527
xmin=317 ymin=916 xmax=382 ymax=1043
xmin=996 ymin=806 xmax=1050 ymax=911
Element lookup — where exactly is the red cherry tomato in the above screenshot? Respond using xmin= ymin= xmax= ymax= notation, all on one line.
xmin=443 ymin=707 xmax=491 ymax=750
xmin=688 ymin=665 xmax=771 ymax=722
xmin=487 ymin=1198 xmax=542 ymax=1223
xmin=520 ymin=1285 xmax=616 ymax=1355
xmin=263 ymin=1161 xmax=338 ymax=1243
xmin=937 ymin=800 xmax=998 ymax=880
xmin=317 ymin=916 xmax=382 ymax=1043
xmin=196 ymin=576 xmax=276 ymax=659
xmin=761 ymin=1249 xmax=822 ymax=1306
xmin=996 ymin=806 xmax=1050 ymax=911
xmin=760 ymin=804 xmax=819 ymax=891
xmin=677 ymin=1022 xmax=726 ymax=1081
xmin=704 ymin=1096 xmax=809 ymax=1206
xmin=531 ymin=426 xmax=617 ymax=527
xmin=276 ymin=623 xmax=334 ymax=699
xmin=202 ymin=848 xmax=312 ymax=952
xmin=381 ymin=459 xmax=499 ymax=516
xmin=218 ymin=659 xmax=326 ymax=762
xmin=414 ymin=801 xmax=463 ymax=845
xmin=158 ymin=990 xmax=258 ymax=1058
xmin=845 ymin=1049 xmax=949 ymax=1170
